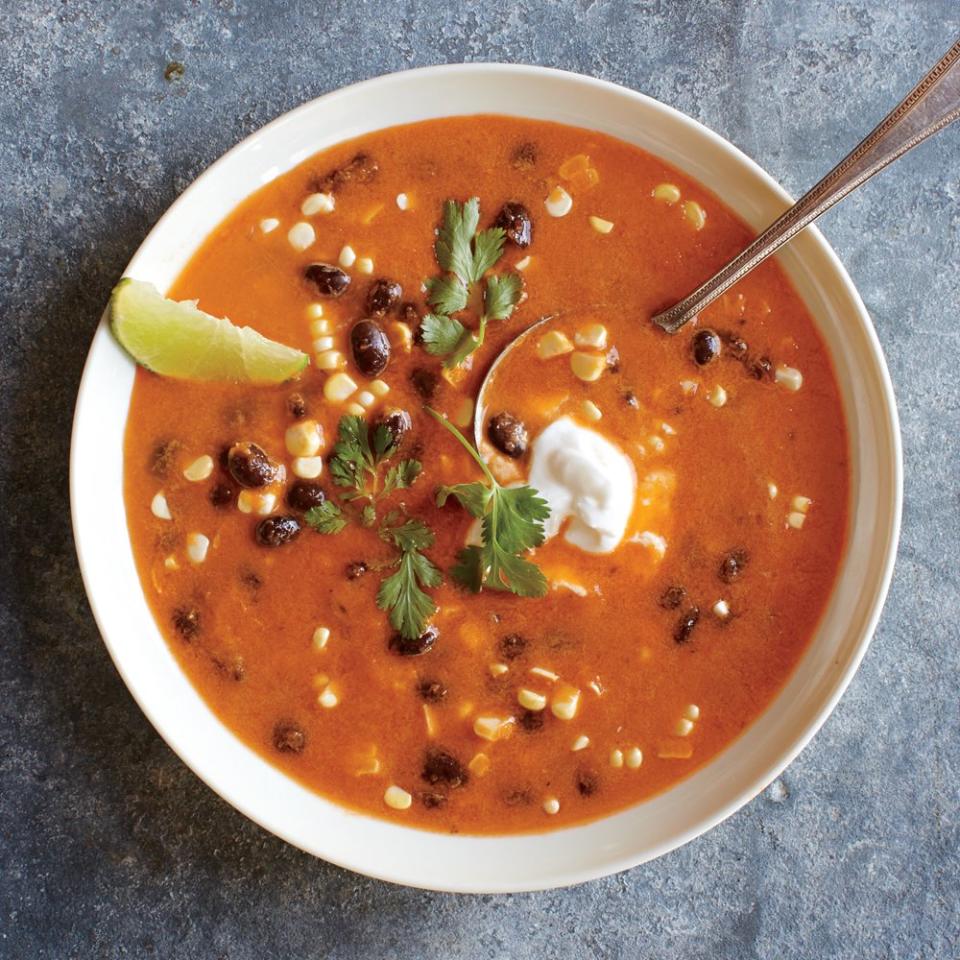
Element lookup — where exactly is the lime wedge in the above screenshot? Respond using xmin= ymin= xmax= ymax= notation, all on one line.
xmin=109 ymin=278 xmax=309 ymax=383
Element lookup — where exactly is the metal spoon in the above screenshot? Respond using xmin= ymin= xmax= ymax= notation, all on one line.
xmin=653 ymin=35 xmax=960 ymax=333
xmin=476 ymin=36 xmax=960 ymax=448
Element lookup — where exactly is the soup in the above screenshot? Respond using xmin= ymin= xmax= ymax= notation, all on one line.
xmin=122 ymin=116 xmax=848 ymax=834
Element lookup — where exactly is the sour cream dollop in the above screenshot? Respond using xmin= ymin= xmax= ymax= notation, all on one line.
xmin=527 ymin=417 xmax=636 ymax=554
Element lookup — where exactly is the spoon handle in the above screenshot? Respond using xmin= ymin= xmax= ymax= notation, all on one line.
xmin=653 ymin=37 xmax=960 ymax=334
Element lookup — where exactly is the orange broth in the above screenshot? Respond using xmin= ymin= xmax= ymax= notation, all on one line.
xmin=123 ymin=116 xmax=848 ymax=833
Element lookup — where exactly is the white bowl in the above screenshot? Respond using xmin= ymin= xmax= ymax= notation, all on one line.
xmin=70 ymin=64 xmax=902 ymax=893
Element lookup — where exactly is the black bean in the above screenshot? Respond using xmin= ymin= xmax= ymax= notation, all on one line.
xmin=389 ymin=625 xmax=438 ymax=656
xmin=749 ymin=356 xmax=774 ymax=381
xmin=304 ymin=262 xmax=350 ymax=298
xmin=487 ymin=412 xmax=528 ymax=459
xmin=674 ymin=606 xmax=701 ymax=644
xmin=227 ymin=441 xmax=277 ymax=488
xmin=493 ymin=201 xmax=533 ymax=248
xmin=410 ymin=367 xmax=440 ymax=400
xmin=422 ymin=748 xmax=469 ymax=788
xmin=624 ymin=390 xmax=640 ymax=409
xmin=659 ymin=585 xmax=687 ymax=610
xmin=576 ymin=768 xmax=599 ymax=797
xmin=209 ymin=483 xmax=235 ymax=508
xmin=511 ymin=141 xmax=538 ymax=169
xmin=345 ymin=560 xmax=368 ymax=581
xmin=499 ymin=633 xmax=527 ymax=660
xmin=287 ymin=481 xmax=326 ymax=512
xmin=519 ymin=709 xmax=545 ymax=732
xmin=692 ymin=329 xmax=721 ymax=366
xmin=719 ymin=548 xmax=749 ymax=583
xmin=350 ymin=318 xmax=391 ymax=376
xmin=720 ymin=331 xmax=749 ymax=359
xmin=401 ymin=302 xmax=420 ymax=326
xmin=272 ymin=720 xmax=306 ymax=754
xmin=314 ymin=152 xmax=378 ymax=193
xmin=287 ymin=393 xmax=307 ymax=419
xmin=214 ymin=655 xmax=245 ymax=681
xmin=172 ymin=607 xmax=200 ymax=640
xmin=502 ymin=788 xmax=532 ymax=806
xmin=366 ymin=278 xmax=402 ymax=315
xmin=150 ymin=439 xmax=181 ymax=477
xmin=255 ymin=515 xmax=302 ymax=547
xmin=417 ymin=679 xmax=447 ymax=702
xmin=421 ymin=792 xmax=447 ymax=809
xmin=373 ymin=408 xmax=412 ymax=452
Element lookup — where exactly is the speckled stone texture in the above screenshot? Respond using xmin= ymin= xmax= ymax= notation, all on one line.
xmin=2 ymin=1 xmax=958 ymax=957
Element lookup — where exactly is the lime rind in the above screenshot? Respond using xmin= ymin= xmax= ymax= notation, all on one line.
xmin=109 ymin=277 xmax=309 ymax=384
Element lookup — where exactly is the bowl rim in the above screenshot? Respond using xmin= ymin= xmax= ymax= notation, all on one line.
xmin=70 ymin=61 xmax=903 ymax=892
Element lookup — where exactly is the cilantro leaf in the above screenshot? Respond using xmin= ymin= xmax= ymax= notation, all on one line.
xmin=435 ymin=197 xmax=480 ymax=284
xmin=329 ymin=415 xmax=373 ymax=490
xmin=427 ymin=409 xmax=550 ymax=599
xmin=425 ymin=275 xmax=469 ymax=315
xmin=304 ymin=500 xmax=347 ymax=535
xmin=484 ymin=272 xmax=522 ymax=322
xmin=421 ymin=313 xmax=467 ymax=356
xmin=471 ymin=227 xmax=506 ymax=281
xmin=383 ymin=459 xmax=422 ymax=495
xmin=445 ymin=322 xmax=485 ymax=369
xmin=377 ymin=517 xmax=442 ymax=639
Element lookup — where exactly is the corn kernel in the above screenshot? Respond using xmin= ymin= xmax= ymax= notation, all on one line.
xmin=625 ymin=746 xmax=644 ymax=768
xmin=581 ymin=400 xmax=602 ymax=422
xmin=571 ymin=734 xmax=590 ymax=752
xmin=259 ymin=217 xmax=280 ymax=233
xmin=529 ymin=667 xmax=559 ymax=682
xmin=768 ymin=481 xmax=779 ymax=499
xmin=285 ymin=419 xmax=323 ymax=457
xmin=396 ymin=192 xmax=410 ymax=210
xmin=357 ymin=257 xmax=374 ymax=275
xmin=575 ymin=323 xmax=608 ymax=349
xmin=588 ymin=215 xmax=614 ymax=234
xmin=324 ymin=372 xmax=358 ymax=403
xmin=356 ymin=390 xmax=376 ymax=408
xmin=306 ymin=303 xmax=325 ymax=320
xmin=318 ymin=685 xmax=339 ymax=708
xmin=312 ymin=336 xmax=334 ymax=352
xmin=292 ymin=456 xmax=324 ymax=480
xmin=682 ymin=200 xmax=707 ymax=230
xmin=312 ymin=626 xmax=330 ymax=650
xmin=488 ymin=662 xmax=509 ymax=678
xmin=384 ymin=785 xmax=412 ymax=810
xmin=537 ymin=330 xmax=574 ymax=360
xmin=183 ymin=455 xmax=214 ymax=482
xmin=309 ymin=318 xmax=331 ymax=338
xmin=674 ymin=718 xmax=694 ymax=736
xmin=315 ymin=350 xmax=346 ymax=371
xmin=653 ymin=182 xmax=681 ymax=204
xmin=164 ymin=555 xmax=178 ymax=571
xmin=301 ymin=192 xmax=335 ymax=215
xmin=680 ymin=379 xmax=699 ymax=396
xmin=369 ymin=379 xmax=390 ymax=398
xmin=713 ymin=599 xmax=730 ymax=619
xmin=683 ymin=704 xmax=701 ymax=721
xmin=185 ymin=532 xmax=209 ymax=565
xmin=387 ymin=321 xmax=413 ymax=353
xmin=151 ymin=491 xmax=172 ymax=520
xmin=570 ymin=351 xmax=606 ymax=382
xmin=707 ymin=384 xmax=728 ymax=407
xmin=287 ymin=221 xmax=315 ymax=252
xmin=344 ymin=402 xmax=366 ymax=417
xmin=609 ymin=748 xmax=624 ymax=768
xmin=237 ymin=490 xmax=276 ymax=515
xmin=338 ymin=245 xmax=356 ymax=268
xmin=468 ymin=753 xmax=491 ymax=777
xmin=787 ymin=511 xmax=806 ymax=529
xmin=543 ymin=796 xmax=560 ymax=815
xmin=518 ymin=688 xmax=548 ymax=712
xmin=473 ymin=715 xmax=514 ymax=741
xmin=775 ymin=365 xmax=803 ymax=391
xmin=544 ymin=185 xmax=573 ymax=218
xmin=550 ymin=684 xmax=581 ymax=720
xmin=792 ymin=495 xmax=812 ymax=513
xmin=515 ymin=255 xmax=532 ymax=271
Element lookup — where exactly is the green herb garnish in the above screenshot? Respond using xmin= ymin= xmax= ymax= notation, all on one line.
xmin=427 ymin=408 xmax=550 ymax=597
xmin=420 ymin=198 xmax=523 ymax=368
xmin=326 ymin=415 xmax=421 ymax=525
xmin=304 ymin=499 xmax=347 ymax=535
xmin=376 ymin=517 xmax=443 ymax=639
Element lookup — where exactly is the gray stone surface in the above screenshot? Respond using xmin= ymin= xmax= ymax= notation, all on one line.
xmin=1 ymin=1 xmax=958 ymax=956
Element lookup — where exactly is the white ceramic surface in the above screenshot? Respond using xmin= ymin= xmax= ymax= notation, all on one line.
xmin=69 ymin=64 xmax=902 ymax=893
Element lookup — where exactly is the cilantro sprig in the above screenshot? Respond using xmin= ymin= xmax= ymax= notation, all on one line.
xmin=421 ymin=198 xmax=523 ymax=368
xmin=376 ymin=516 xmax=443 ymax=639
xmin=427 ymin=408 xmax=550 ymax=598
